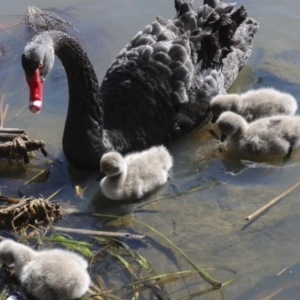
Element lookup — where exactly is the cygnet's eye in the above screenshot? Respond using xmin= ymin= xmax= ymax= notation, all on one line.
xmin=105 ymin=167 xmax=111 ymax=171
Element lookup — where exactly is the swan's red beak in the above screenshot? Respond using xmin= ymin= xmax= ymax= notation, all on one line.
xmin=26 ymin=68 xmax=43 ymax=114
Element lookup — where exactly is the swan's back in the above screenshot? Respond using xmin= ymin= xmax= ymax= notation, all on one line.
xmin=238 ymin=88 xmax=297 ymax=121
xmin=247 ymin=115 xmax=300 ymax=145
xmin=122 ymin=146 xmax=172 ymax=199
xmin=101 ymin=0 xmax=259 ymax=151
xmin=20 ymin=249 xmax=90 ymax=300
xmin=211 ymin=88 xmax=298 ymax=122
xmin=239 ymin=116 xmax=300 ymax=155
xmin=126 ymin=146 xmax=173 ymax=171
xmin=219 ymin=113 xmax=300 ymax=155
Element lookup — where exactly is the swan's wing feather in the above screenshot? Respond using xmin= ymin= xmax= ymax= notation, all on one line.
xmin=107 ymin=33 xmax=193 ymax=105
xmin=204 ymin=0 xmax=236 ymax=14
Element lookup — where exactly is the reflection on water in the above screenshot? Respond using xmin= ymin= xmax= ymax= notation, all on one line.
xmin=0 ymin=0 xmax=300 ymax=299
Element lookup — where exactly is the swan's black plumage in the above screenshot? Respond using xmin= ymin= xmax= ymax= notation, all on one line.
xmin=22 ymin=0 xmax=258 ymax=170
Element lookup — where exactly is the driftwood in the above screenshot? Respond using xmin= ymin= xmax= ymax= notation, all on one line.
xmin=53 ymin=226 xmax=145 ymax=241
xmin=0 ymin=128 xmax=47 ymax=166
xmin=0 ymin=195 xmax=62 ymax=230
xmin=245 ymin=180 xmax=300 ymax=221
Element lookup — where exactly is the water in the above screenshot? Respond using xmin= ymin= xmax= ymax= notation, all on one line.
xmin=0 ymin=0 xmax=300 ymax=299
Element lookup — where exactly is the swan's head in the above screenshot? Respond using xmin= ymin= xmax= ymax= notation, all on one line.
xmin=100 ymin=152 xmax=125 ymax=177
xmin=22 ymin=33 xmax=55 ymax=114
xmin=210 ymin=94 xmax=239 ymax=123
xmin=216 ymin=111 xmax=247 ymax=142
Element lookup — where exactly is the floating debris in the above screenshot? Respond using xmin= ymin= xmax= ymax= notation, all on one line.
xmin=0 ymin=128 xmax=47 ymax=168
xmin=0 ymin=195 xmax=62 ymax=230
xmin=25 ymin=6 xmax=73 ymax=36
xmin=0 ymin=96 xmax=47 ymax=168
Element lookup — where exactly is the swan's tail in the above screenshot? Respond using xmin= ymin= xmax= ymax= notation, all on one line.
xmin=173 ymin=0 xmax=259 ymax=91
xmin=165 ymin=0 xmax=258 ymax=140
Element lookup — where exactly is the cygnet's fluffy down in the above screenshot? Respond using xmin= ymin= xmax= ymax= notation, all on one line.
xmin=0 ymin=239 xmax=90 ymax=300
xmin=100 ymin=146 xmax=173 ymax=200
xmin=216 ymin=111 xmax=300 ymax=162
xmin=210 ymin=87 xmax=298 ymax=122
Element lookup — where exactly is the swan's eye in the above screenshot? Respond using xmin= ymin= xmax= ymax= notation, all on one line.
xmin=38 ymin=62 xmax=44 ymax=69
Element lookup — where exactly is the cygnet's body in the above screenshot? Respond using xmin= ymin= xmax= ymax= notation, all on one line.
xmin=100 ymin=146 xmax=173 ymax=200
xmin=0 ymin=239 xmax=90 ymax=300
xmin=216 ymin=111 xmax=300 ymax=161
xmin=211 ymin=88 xmax=298 ymax=122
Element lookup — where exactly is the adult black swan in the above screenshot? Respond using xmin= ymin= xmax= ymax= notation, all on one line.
xmin=21 ymin=0 xmax=258 ymax=170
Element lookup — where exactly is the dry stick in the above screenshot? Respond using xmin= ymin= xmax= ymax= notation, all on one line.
xmin=0 ymin=94 xmax=8 ymax=128
xmin=245 ymin=180 xmax=300 ymax=221
xmin=261 ymin=288 xmax=284 ymax=300
xmin=0 ymin=19 xmax=24 ymax=32
xmin=52 ymin=226 xmax=145 ymax=241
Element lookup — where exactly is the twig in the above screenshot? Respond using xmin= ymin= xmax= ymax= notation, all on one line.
xmin=52 ymin=226 xmax=145 ymax=241
xmin=245 ymin=180 xmax=300 ymax=221
xmin=0 ymin=19 xmax=24 ymax=32
xmin=261 ymin=288 xmax=284 ymax=300
xmin=0 ymin=94 xmax=8 ymax=128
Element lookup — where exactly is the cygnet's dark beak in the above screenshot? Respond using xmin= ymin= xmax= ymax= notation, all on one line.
xmin=220 ymin=133 xmax=227 ymax=142
xmin=211 ymin=114 xmax=218 ymax=123
xmin=96 ymin=171 xmax=105 ymax=182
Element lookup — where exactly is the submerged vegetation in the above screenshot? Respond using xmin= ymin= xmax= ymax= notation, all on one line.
xmin=0 ymin=176 xmax=235 ymax=299
xmin=0 ymin=195 xmax=62 ymax=230
xmin=0 ymin=212 xmax=237 ymax=300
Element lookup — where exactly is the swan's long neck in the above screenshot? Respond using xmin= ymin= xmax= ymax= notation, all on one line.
xmin=50 ymin=31 xmax=109 ymax=169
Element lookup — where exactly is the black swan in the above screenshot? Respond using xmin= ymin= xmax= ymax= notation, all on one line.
xmin=21 ymin=0 xmax=259 ymax=170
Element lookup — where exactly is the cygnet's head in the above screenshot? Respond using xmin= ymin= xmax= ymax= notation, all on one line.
xmin=210 ymin=94 xmax=239 ymax=123
xmin=100 ymin=152 xmax=125 ymax=177
xmin=0 ymin=239 xmax=19 ymax=267
xmin=216 ymin=111 xmax=247 ymax=141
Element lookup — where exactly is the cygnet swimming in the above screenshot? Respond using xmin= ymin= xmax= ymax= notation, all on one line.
xmin=210 ymin=87 xmax=298 ymax=123
xmin=99 ymin=145 xmax=173 ymax=200
xmin=0 ymin=239 xmax=90 ymax=300
xmin=216 ymin=111 xmax=300 ymax=163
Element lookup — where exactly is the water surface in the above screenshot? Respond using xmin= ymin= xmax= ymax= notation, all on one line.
xmin=0 ymin=0 xmax=300 ymax=299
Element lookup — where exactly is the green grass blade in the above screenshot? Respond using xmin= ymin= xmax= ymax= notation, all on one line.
xmin=0 ymin=288 xmax=6 ymax=300
xmin=94 ymin=214 xmax=222 ymax=288
xmin=133 ymin=219 xmax=221 ymax=288
xmin=93 ymin=236 xmax=114 ymax=244
xmin=112 ymin=239 xmax=171 ymax=299
xmin=106 ymin=247 xmax=171 ymax=300
xmin=177 ymin=286 xmax=216 ymax=300
xmin=115 ymin=270 xmax=196 ymax=291
xmin=41 ymin=233 xmax=93 ymax=257
xmin=23 ymin=168 xmax=48 ymax=185
xmin=45 ymin=185 xmax=67 ymax=201
xmin=133 ymin=180 xmax=219 ymax=211
xmin=106 ymin=248 xmax=133 ymax=273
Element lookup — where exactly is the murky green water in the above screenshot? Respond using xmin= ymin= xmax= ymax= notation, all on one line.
xmin=0 ymin=0 xmax=300 ymax=299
